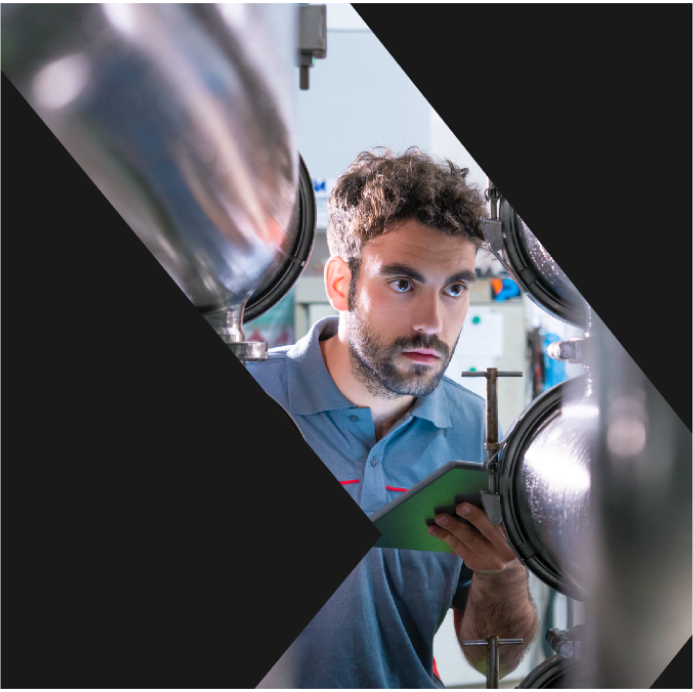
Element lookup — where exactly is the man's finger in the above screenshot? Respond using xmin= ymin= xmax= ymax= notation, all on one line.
xmin=427 ymin=522 xmax=481 ymax=562
xmin=434 ymin=514 xmax=488 ymax=554
xmin=455 ymin=502 xmax=509 ymax=548
xmin=455 ymin=504 xmax=518 ymax=565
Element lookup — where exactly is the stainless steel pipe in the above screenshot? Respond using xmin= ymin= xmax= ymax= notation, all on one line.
xmin=499 ymin=375 xmax=596 ymax=600
xmin=2 ymin=4 xmax=303 ymax=336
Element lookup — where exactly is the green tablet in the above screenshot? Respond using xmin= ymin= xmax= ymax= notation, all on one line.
xmin=370 ymin=460 xmax=489 ymax=553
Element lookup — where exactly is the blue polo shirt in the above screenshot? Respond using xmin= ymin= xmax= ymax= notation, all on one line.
xmin=248 ymin=316 xmax=486 ymax=688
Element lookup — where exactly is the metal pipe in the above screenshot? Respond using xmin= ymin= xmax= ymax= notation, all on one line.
xmin=487 ymin=636 xmax=499 ymax=688
xmin=2 ymin=4 xmax=301 ymax=329
xmin=461 ymin=636 xmax=524 ymax=688
xmin=462 ymin=369 xmax=522 ymax=493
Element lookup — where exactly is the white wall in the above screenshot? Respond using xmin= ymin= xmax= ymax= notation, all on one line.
xmin=299 ymin=4 xmax=487 ymax=230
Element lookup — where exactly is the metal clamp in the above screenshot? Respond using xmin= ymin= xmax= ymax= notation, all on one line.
xmin=480 ymin=490 xmax=503 ymax=526
xmin=545 ymin=625 xmax=583 ymax=660
xmin=546 ymin=338 xmax=584 ymax=364
xmin=479 ymin=218 xmax=505 ymax=255
xmin=481 ymin=182 xmax=508 ymax=265
xmin=484 ymin=182 xmax=502 ymax=220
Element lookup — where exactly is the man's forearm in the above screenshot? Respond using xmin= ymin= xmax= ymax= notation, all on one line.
xmin=455 ymin=562 xmax=538 ymax=677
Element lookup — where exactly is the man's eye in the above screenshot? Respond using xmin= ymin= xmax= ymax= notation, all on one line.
xmin=444 ymin=283 xmax=466 ymax=297
xmin=391 ymin=279 xmax=412 ymax=293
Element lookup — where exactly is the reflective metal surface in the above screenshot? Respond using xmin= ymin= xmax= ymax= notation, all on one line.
xmin=494 ymin=198 xmax=587 ymax=327
xmin=500 ymin=376 xmax=596 ymax=600
xmin=581 ymin=315 xmax=692 ymax=687
xmin=2 ymin=3 xmax=302 ymax=319
xmin=204 ymin=301 xmax=268 ymax=364
xmin=243 ymin=154 xmax=316 ymax=323
xmin=518 ymin=221 xmax=577 ymax=304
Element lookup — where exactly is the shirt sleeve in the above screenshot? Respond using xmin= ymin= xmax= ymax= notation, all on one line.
xmin=451 ymin=562 xmax=474 ymax=611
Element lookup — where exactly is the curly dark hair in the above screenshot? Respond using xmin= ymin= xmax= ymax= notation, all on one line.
xmin=326 ymin=147 xmax=487 ymax=263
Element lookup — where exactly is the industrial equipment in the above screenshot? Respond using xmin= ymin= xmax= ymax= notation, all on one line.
xmin=480 ymin=190 xmax=691 ymax=687
xmin=476 ymin=191 xmax=593 ymax=686
xmin=498 ymin=374 xmax=593 ymax=602
xmin=481 ymin=187 xmax=586 ymax=327
xmin=3 ymin=6 xmax=688 ymax=685
xmin=2 ymin=3 xmax=317 ymax=363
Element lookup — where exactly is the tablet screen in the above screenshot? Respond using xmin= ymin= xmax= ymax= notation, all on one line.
xmin=370 ymin=461 xmax=488 ymax=553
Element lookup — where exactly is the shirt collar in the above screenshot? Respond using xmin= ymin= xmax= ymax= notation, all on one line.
xmin=285 ymin=315 xmax=452 ymax=428
xmin=286 ymin=316 xmax=354 ymax=415
xmin=409 ymin=382 xmax=451 ymax=429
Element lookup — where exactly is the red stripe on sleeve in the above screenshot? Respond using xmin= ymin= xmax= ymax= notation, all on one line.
xmin=385 ymin=486 xmax=408 ymax=492
xmin=339 ymin=479 xmax=359 ymax=485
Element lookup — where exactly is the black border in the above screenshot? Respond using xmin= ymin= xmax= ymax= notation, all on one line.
xmin=1 ymin=72 xmax=378 ymax=689
xmin=352 ymin=4 xmax=692 ymax=687
xmin=353 ymin=3 xmax=692 ymax=432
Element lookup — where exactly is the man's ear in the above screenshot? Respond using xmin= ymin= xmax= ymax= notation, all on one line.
xmin=324 ymin=256 xmax=352 ymax=312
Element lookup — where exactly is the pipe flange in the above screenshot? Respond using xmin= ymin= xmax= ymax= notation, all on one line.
xmin=227 ymin=341 xmax=268 ymax=361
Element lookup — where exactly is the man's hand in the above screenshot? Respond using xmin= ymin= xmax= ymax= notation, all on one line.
xmin=426 ymin=502 xmax=517 ymax=573
xmin=427 ymin=502 xmax=539 ymax=678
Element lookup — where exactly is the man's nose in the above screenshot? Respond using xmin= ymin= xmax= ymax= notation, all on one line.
xmin=411 ymin=293 xmax=444 ymax=335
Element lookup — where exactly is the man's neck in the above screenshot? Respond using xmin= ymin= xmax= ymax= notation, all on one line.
xmin=319 ymin=327 xmax=414 ymax=441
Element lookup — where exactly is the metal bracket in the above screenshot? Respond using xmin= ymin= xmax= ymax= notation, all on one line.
xmin=545 ymin=337 xmax=593 ymax=366
xmin=480 ymin=490 xmax=503 ymax=526
xmin=479 ymin=218 xmax=505 ymax=255
xmin=479 ymin=217 xmax=516 ymax=279
xmin=545 ymin=625 xmax=584 ymax=660
xmin=298 ymin=5 xmax=327 ymax=90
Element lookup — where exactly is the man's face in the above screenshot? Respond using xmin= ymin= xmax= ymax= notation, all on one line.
xmin=346 ymin=219 xmax=477 ymax=398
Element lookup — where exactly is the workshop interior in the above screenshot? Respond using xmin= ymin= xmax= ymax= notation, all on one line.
xmin=3 ymin=4 xmax=690 ymax=688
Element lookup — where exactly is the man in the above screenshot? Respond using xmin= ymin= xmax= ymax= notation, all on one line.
xmin=248 ymin=148 xmax=538 ymax=688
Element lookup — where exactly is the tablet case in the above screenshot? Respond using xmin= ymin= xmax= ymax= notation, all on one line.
xmin=370 ymin=460 xmax=488 ymax=553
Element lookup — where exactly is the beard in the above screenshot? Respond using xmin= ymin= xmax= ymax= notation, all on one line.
xmin=346 ymin=302 xmax=458 ymax=399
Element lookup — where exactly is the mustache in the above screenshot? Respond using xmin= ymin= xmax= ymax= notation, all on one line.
xmin=390 ymin=334 xmax=451 ymax=359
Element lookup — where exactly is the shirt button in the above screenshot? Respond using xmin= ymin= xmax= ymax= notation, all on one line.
xmin=348 ymin=415 xmax=359 ymax=422
xmin=370 ymin=457 xmax=377 ymax=467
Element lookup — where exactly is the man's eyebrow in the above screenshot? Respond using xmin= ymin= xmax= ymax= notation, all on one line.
xmin=379 ymin=263 xmax=477 ymax=285
xmin=445 ymin=269 xmax=477 ymax=285
xmin=379 ymin=263 xmax=426 ymax=283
